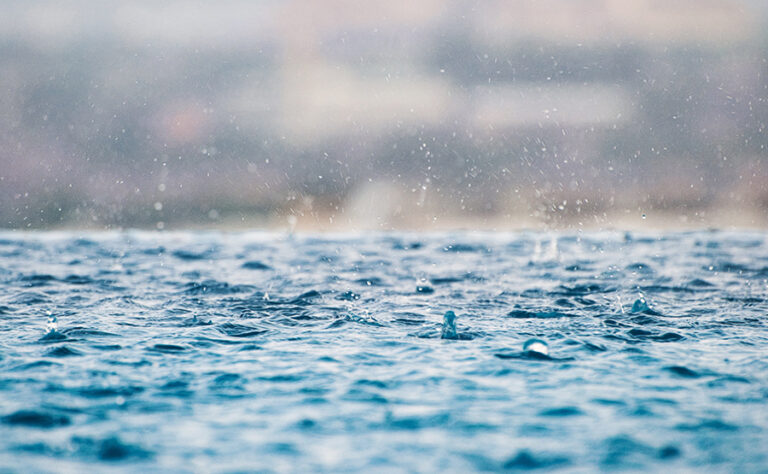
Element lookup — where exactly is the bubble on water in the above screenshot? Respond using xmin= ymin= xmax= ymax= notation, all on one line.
xmin=523 ymin=338 xmax=549 ymax=356
xmin=441 ymin=311 xmax=458 ymax=340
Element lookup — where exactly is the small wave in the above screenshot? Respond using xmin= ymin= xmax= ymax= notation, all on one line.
xmin=664 ymin=366 xmax=701 ymax=378
xmin=38 ymin=331 xmax=67 ymax=343
xmin=148 ymin=344 xmax=189 ymax=354
xmin=10 ymin=291 xmax=50 ymax=305
xmin=172 ymin=249 xmax=217 ymax=261
xmin=2 ymin=410 xmax=71 ymax=428
xmin=507 ymin=309 xmax=577 ymax=319
xmin=242 ymin=261 xmax=271 ymax=270
xmin=539 ymin=406 xmax=583 ymax=417
xmin=63 ymin=327 xmax=119 ymax=337
xmin=503 ymin=450 xmax=571 ymax=470
xmin=289 ymin=290 xmax=323 ymax=304
xmin=676 ymin=419 xmax=738 ymax=432
xmin=72 ymin=435 xmax=153 ymax=462
xmin=216 ymin=322 xmax=268 ymax=338
xmin=182 ymin=280 xmax=255 ymax=295
xmin=11 ymin=360 xmax=63 ymax=371
xmin=74 ymin=385 xmax=145 ymax=399
xmin=44 ymin=346 xmax=82 ymax=357
xmin=19 ymin=274 xmax=56 ymax=287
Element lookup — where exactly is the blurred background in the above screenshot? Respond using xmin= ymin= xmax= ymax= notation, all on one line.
xmin=1 ymin=0 xmax=766 ymax=230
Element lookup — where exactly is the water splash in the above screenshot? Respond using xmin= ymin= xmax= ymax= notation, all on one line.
xmin=531 ymin=236 xmax=559 ymax=262
xmin=441 ymin=311 xmax=458 ymax=339
xmin=616 ymin=294 xmax=625 ymax=314
xmin=532 ymin=239 xmax=543 ymax=261
xmin=546 ymin=237 xmax=559 ymax=261
xmin=631 ymin=294 xmax=651 ymax=313
xmin=39 ymin=311 xmax=66 ymax=342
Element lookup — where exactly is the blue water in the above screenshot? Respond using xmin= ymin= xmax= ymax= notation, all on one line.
xmin=1 ymin=231 xmax=767 ymax=472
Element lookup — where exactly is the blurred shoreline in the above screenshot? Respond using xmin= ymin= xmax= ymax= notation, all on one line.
xmin=1 ymin=1 xmax=766 ymax=231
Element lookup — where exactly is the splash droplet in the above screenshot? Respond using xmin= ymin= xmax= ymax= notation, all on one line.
xmin=46 ymin=313 xmax=58 ymax=332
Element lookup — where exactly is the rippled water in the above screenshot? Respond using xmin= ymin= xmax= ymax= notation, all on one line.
xmin=1 ymin=231 xmax=767 ymax=472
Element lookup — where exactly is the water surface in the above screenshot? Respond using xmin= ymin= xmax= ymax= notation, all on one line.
xmin=1 ymin=231 xmax=767 ymax=472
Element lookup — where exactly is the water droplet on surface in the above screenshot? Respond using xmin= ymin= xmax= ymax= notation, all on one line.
xmin=523 ymin=338 xmax=549 ymax=356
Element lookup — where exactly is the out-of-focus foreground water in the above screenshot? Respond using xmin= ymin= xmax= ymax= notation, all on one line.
xmin=0 ymin=231 xmax=767 ymax=472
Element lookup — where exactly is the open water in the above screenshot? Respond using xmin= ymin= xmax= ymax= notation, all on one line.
xmin=1 ymin=231 xmax=767 ymax=472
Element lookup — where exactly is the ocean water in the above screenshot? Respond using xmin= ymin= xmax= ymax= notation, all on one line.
xmin=1 ymin=230 xmax=767 ymax=472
